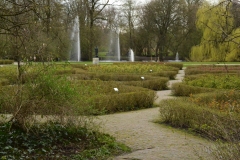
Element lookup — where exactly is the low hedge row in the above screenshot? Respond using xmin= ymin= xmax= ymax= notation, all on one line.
xmin=190 ymin=90 xmax=240 ymax=105
xmin=0 ymin=60 xmax=14 ymax=65
xmin=0 ymin=78 xmax=9 ymax=86
xmin=171 ymin=83 xmax=215 ymax=96
xmin=123 ymin=78 xmax=169 ymax=90
xmin=159 ymin=98 xmax=240 ymax=141
xmin=152 ymin=70 xmax=178 ymax=80
xmin=93 ymin=91 xmax=155 ymax=114
xmin=69 ymin=74 xmax=169 ymax=91
xmin=189 ymin=90 xmax=240 ymax=113
xmin=185 ymin=65 xmax=240 ymax=75
xmin=0 ymin=67 xmax=17 ymax=85
xmin=112 ymin=62 xmax=183 ymax=70
xmin=184 ymin=74 xmax=240 ymax=90
xmin=74 ymin=80 xmax=151 ymax=94
xmin=70 ymin=72 xmax=175 ymax=81
xmin=163 ymin=62 xmax=183 ymax=70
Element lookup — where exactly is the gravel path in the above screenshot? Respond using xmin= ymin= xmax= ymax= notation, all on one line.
xmin=97 ymin=68 xmax=215 ymax=160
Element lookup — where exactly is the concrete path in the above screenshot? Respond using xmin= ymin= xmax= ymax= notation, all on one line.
xmin=98 ymin=68 xmax=214 ymax=160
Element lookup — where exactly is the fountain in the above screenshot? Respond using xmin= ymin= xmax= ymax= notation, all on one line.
xmin=129 ymin=49 xmax=134 ymax=62
xmin=69 ymin=16 xmax=81 ymax=61
xmin=174 ymin=52 xmax=182 ymax=62
xmin=167 ymin=52 xmax=182 ymax=62
xmin=105 ymin=29 xmax=121 ymax=61
xmin=116 ymin=29 xmax=120 ymax=61
xmin=175 ymin=52 xmax=179 ymax=61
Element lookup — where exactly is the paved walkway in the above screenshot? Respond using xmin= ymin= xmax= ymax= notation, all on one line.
xmin=97 ymin=68 xmax=215 ymax=160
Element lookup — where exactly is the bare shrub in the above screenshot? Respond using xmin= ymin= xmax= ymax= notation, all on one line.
xmin=0 ymin=66 xmax=86 ymax=131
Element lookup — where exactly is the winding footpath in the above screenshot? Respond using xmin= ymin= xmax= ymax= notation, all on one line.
xmin=97 ymin=68 xmax=215 ymax=160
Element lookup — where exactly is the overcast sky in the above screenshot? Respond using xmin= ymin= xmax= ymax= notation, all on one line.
xmin=105 ymin=0 xmax=219 ymax=6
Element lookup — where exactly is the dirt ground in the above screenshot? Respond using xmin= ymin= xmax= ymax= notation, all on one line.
xmin=97 ymin=68 xmax=215 ymax=160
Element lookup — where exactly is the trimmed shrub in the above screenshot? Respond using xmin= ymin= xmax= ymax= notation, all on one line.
xmin=189 ymin=90 xmax=240 ymax=113
xmin=87 ymin=63 xmax=178 ymax=74
xmin=171 ymin=83 xmax=215 ymax=96
xmin=0 ymin=59 xmax=14 ymax=64
xmin=0 ymin=67 xmax=17 ymax=85
xmin=94 ymin=91 xmax=155 ymax=113
xmin=159 ymin=98 xmax=240 ymax=141
xmin=95 ymin=74 xmax=152 ymax=81
xmin=152 ymin=70 xmax=178 ymax=79
xmin=164 ymin=62 xmax=183 ymax=70
xmin=72 ymin=72 xmax=171 ymax=81
xmin=184 ymin=74 xmax=240 ymax=90
xmin=71 ymin=74 xmax=169 ymax=91
xmin=123 ymin=78 xmax=169 ymax=90
xmin=211 ymin=142 xmax=240 ymax=160
xmin=185 ymin=65 xmax=240 ymax=75
xmin=0 ymin=78 xmax=9 ymax=86
xmin=74 ymin=80 xmax=150 ymax=94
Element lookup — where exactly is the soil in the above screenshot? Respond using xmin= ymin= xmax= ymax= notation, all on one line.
xmin=97 ymin=68 xmax=215 ymax=160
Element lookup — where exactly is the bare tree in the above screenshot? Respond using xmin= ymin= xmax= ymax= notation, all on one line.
xmin=141 ymin=0 xmax=186 ymax=61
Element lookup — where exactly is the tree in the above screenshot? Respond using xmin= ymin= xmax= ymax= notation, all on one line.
xmin=141 ymin=0 xmax=188 ymax=61
xmin=0 ymin=0 xmax=70 ymax=62
xmin=190 ymin=0 xmax=240 ymax=61
xmin=122 ymin=0 xmax=136 ymax=49
xmin=172 ymin=0 xmax=203 ymax=60
xmin=0 ymin=0 xmax=72 ymax=129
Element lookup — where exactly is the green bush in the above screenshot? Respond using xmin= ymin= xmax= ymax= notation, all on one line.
xmin=164 ymin=62 xmax=183 ymax=70
xmin=171 ymin=83 xmax=215 ymax=96
xmin=0 ymin=67 xmax=83 ymax=129
xmin=87 ymin=62 xmax=177 ymax=74
xmin=0 ymin=67 xmax=17 ymax=85
xmin=95 ymin=74 xmax=152 ymax=81
xmin=189 ymin=90 xmax=240 ymax=113
xmin=71 ymin=72 xmax=171 ymax=83
xmin=185 ymin=65 xmax=240 ymax=75
xmin=184 ymin=74 xmax=240 ymax=90
xmin=93 ymin=91 xmax=155 ymax=114
xmin=152 ymin=70 xmax=178 ymax=79
xmin=72 ymin=75 xmax=168 ymax=91
xmin=64 ymin=80 xmax=156 ymax=115
xmin=211 ymin=142 xmax=240 ymax=160
xmin=0 ymin=78 xmax=9 ymax=86
xmin=159 ymin=98 xmax=240 ymax=141
xmin=0 ymin=59 xmax=14 ymax=64
xmin=123 ymin=78 xmax=168 ymax=90
xmin=74 ymin=80 xmax=150 ymax=94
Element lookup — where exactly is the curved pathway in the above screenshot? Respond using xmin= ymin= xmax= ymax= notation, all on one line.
xmin=98 ymin=68 xmax=214 ymax=160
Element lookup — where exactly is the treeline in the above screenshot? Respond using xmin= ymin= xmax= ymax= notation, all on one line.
xmin=0 ymin=0 xmax=239 ymax=62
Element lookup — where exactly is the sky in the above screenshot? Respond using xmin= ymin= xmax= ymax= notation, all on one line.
xmin=105 ymin=0 xmax=219 ymax=6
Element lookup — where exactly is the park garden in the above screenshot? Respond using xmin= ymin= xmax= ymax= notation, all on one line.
xmin=1 ymin=0 xmax=240 ymax=159
xmin=0 ymin=60 xmax=182 ymax=159
xmin=159 ymin=64 xmax=240 ymax=159
xmin=1 ymin=60 xmax=240 ymax=159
